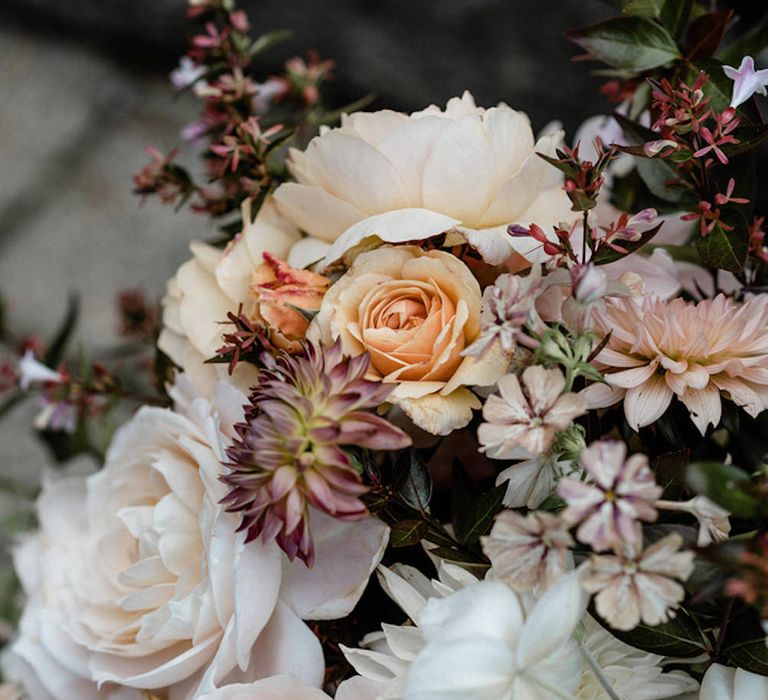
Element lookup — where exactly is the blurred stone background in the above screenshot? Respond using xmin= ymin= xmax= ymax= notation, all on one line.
xmin=0 ymin=0 xmax=622 ymax=502
xmin=0 ymin=0 xmax=763 ymax=531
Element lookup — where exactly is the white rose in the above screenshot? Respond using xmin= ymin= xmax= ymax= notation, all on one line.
xmin=198 ymin=675 xmax=331 ymax=700
xmin=273 ymin=91 xmax=573 ymax=267
xmin=158 ymin=198 xmax=301 ymax=396
xmin=10 ymin=378 xmax=388 ymax=699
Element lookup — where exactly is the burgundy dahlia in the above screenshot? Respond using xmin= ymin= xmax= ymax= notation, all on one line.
xmin=222 ymin=340 xmax=411 ymax=565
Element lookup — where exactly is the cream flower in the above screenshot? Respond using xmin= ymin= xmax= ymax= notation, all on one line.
xmin=583 ymin=533 xmax=695 ymax=631
xmin=273 ymin=91 xmax=574 ymax=266
xmin=338 ymin=562 xmax=696 ymax=700
xmin=699 ymin=663 xmax=768 ymax=699
xmin=577 ymin=616 xmax=698 ymax=700
xmin=10 ymin=379 xmax=387 ymax=699
xmin=309 ymin=245 xmax=507 ymax=435
xmin=478 ymin=366 xmax=587 ymax=459
xmin=336 ymin=562 xmax=478 ymax=700
xmin=587 ymin=294 xmax=768 ymax=434
xmin=405 ymin=574 xmax=587 ymax=699
xmin=197 ymin=676 xmax=331 ymax=700
xmin=159 ymin=198 xmax=301 ymax=396
xmin=482 ymin=509 xmax=574 ymax=593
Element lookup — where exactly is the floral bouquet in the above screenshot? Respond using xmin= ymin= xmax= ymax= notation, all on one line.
xmin=1 ymin=0 xmax=768 ymax=698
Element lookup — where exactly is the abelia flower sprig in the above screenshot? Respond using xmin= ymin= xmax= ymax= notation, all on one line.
xmin=134 ymin=0 xmax=335 ymax=225
xmin=538 ymin=140 xmax=617 ymax=212
xmin=222 ymin=340 xmax=411 ymax=566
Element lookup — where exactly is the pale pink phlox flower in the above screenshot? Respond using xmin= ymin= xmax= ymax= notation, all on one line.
xmin=558 ymin=440 xmax=661 ymax=552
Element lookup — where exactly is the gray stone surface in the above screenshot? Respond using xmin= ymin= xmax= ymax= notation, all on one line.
xmin=0 ymin=27 xmax=208 ymax=528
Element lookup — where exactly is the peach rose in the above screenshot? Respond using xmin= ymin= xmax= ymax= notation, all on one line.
xmin=309 ymin=245 xmax=507 ymax=435
xmin=251 ymin=253 xmax=330 ymax=352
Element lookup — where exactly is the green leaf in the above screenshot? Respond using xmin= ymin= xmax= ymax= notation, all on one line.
xmin=597 ymin=609 xmax=708 ymax=657
xmin=428 ymin=546 xmax=489 ymax=568
xmin=592 ymin=223 xmax=663 ymax=265
xmin=685 ymin=461 xmax=760 ymax=517
xmin=718 ymin=14 xmax=768 ymax=66
xmin=725 ymin=639 xmax=768 ymax=675
xmin=247 ymin=29 xmax=293 ymax=58
xmin=660 ymin=0 xmax=695 ymax=39
xmin=636 ymin=156 xmax=687 ymax=203
xmin=397 ymin=449 xmax=432 ymax=512
xmin=650 ymin=243 xmax=701 ymax=264
xmin=695 ymin=219 xmax=748 ymax=273
xmin=566 ymin=17 xmax=681 ymax=73
xmin=684 ymin=11 xmax=732 ymax=60
xmin=451 ymin=465 xmax=506 ymax=546
xmin=623 ymin=0 xmax=665 ymax=18
xmin=390 ymin=519 xmax=428 ymax=548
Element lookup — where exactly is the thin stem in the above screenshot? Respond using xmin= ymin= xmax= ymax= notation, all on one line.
xmin=582 ymin=210 xmax=589 ymax=263
xmin=578 ymin=637 xmax=622 ymax=700
xmin=714 ymin=597 xmax=735 ymax=660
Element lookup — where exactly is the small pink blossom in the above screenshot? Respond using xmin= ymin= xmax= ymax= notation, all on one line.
xmin=656 ymin=496 xmax=731 ymax=547
xmin=17 ymin=349 xmax=63 ymax=390
xmin=558 ymin=440 xmax=661 ymax=552
xmin=583 ymin=533 xmax=695 ymax=631
xmin=478 ymin=366 xmax=587 ymax=459
xmin=723 ymin=55 xmax=768 ymax=108
xmin=482 ymin=509 xmax=574 ymax=592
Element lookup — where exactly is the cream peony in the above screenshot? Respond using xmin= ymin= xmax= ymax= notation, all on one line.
xmin=273 ymin=91 xmax=574 ymax=266
xmin=10 ymin=378 xmax=387 ymax=699
xmin=159 ymin=198 xmax=302 ymax=396
xmin=309 ymin=245 xmax=507 ymax=434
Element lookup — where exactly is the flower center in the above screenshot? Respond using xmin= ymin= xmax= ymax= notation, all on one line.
xmin=604 ymin=489 xmax=616 ymax=502
xmin=380 ymin=297 xmax=428 ymax=331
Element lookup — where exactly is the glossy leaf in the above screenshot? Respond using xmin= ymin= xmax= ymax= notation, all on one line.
xmin=397 ymin=449 xmax=433 ymax=512
xmin=623 ymin=0 xmax=665 ymax=17
xmin=390 ymin=519 xmax=428 ymax=548
xmin=451 ymin=465 xmax=506 ymax=545
xmin=567 ymin=17 xmax=680 ymax=73
xmin=695 ymin=219 xmax=748 ymax=273
xmin=660 ymin=0 xmax=695 ymax=39
xmin=718 ymin=14 xmax=768 ymax=66
xmin=598 ymin=609 xmax=708 ymax=657
xmin=685 ymin=461 xmax=759 ymax=517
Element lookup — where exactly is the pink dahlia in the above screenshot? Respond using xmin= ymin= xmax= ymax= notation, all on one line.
xmin=558 ymin=440 xmax=661 ymax=552
xmin=222 ymin=340 xmax=411 ymax=565
xmin=589 ymin=294 xmax=768 ymax=434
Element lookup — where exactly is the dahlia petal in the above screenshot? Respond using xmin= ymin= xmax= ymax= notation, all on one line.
xmin=624 ymin=374 xmax=674 ymax=430
xmin=680 ymin=384 xmax=722 ymax=434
